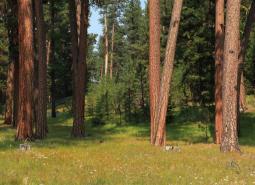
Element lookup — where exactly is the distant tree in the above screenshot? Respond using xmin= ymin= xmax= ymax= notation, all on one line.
xmin=16 ymin=0 xmax=34 ymax=141
xmin=221 ymin=0 xmax=241 ymax=152
xmin=215 ymin=0 xmax=224 ymax=144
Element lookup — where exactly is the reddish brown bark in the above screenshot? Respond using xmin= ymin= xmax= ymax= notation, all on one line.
xmin=149 ymin=0 xmax=161 ymax=144
xmin=16 ymin=0 xmax=34 ymax=141
xmin=69 ymin=0 xmax=88 ymax=137
xmin=34 ymin=0 xmax=47 ymax=139
xmin=154 ymin=0 xmax=183 ymax=146
xmin=220 ymin=0 xmax=240 ymax=152
xmin=215 ymin=0 xmax=224 ymax=144
xmin=110 ymin=23 xmax=115 ymax=79
xmin=4 ymin=63 xmax=14 ymax=125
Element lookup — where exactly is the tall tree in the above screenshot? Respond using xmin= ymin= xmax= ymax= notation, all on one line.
xmin=69 ymin=0 xmax=88 ymax=137
xmin=215 ymin=0 xmax=224 ymax=144
xmin=104 ymin=9 xmax=109 ymax=76
xmin=220 ymin=0 xmax=241 ymax=152
xmin=149 ymin=0 xmax=161 ymax=144
xmin=153 ymin=0 xmax=183 ymax=146
xmin=16 ymin=0 xmax=34 ymax=141
xmin=34 ymin=0 xmax=47 ymax=139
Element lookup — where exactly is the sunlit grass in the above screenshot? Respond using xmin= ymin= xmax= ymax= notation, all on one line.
xmin=0 ymin=102 xmax=255 ymax=184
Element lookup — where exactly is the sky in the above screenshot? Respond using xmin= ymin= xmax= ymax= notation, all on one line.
xmin=88 ymin=0 xmax=146 ymax=38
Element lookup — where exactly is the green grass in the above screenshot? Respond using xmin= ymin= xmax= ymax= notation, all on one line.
xmin=0 ymin=103 xmax=255 ymax=185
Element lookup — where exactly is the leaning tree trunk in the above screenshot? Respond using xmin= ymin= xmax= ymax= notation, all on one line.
xmin=16 ymin=0 xmax=34 ymax=141
xmin=220 ymin=0 xmax=241 ymax=152
xmin=4 ymin=63 xmax=14 ymax=125
xmin=68 ymin=0 xmax=88 ymax=137
xmin=154 ymin=0 xmax=183 ymax=146
xmin=149 ymin=0 xmax=161 ymax=144
xmin=215 ymin=0 xmax=224 ymax=144
xmin=34 ymin=0 xmax=47 ymax=139
xmin=237 ymin=1 xmax=255 ymax=134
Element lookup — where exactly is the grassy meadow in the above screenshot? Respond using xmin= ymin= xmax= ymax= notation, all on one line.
xmin=0 ymin=98 xmax=255 ymax=185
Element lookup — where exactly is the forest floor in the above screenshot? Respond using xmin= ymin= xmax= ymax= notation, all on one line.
xmin=0 ymin=98 xmax=255 ymax=184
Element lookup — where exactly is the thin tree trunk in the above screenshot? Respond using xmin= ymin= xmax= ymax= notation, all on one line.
xmin=34 ymin=0 xmax=47 ymax=139
xmin=215 ymin=0 xmax=224 ymax=144
xmin=110 ymin=23 xmax=115 ymax=79
xmin=149 ymin=0 xmax=161 ymax=144
xmin=4 ymin=63 xmax=14 ymax=125
xmin=5 ymin=0 xmax=19 ymax=128
xmin=104 ymin=10 xmax=109 ymax=76
xmin=238 ymin=1 xmax=255 ymax=111
xmin=220 ymin=0 xmax=241 ymax=152
xmin=16 ymin=0 xmax=34 ymax=141
xmin=154 ymin=0 xmax=183 ymax=146
xmin=50 ymin=0 xmax=56 ymax=118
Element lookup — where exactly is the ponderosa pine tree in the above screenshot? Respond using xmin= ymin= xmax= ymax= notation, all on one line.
xmin=154 ymin=0 xmax=183 ymax=146
xmin=16 ymin=0 xmax=34 ymax=141
xmin=68 ymin=0 xmax=88 ymax=137
xmin=34 ymin=0 xmax=47 ymax=139
xmin=149 ymin=0 xmax=161 ymax=144
xmin=215 ymin=0 xmax=224 ymax=144
xmin=220 ymin=0 xmax=241 ymax=152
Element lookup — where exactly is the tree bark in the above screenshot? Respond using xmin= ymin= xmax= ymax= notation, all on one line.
xmin=215 ymin=0 xmax=224 ymax=144
xmin=50 ymin=0 xmax=56 ymax=118
xmin=68 ymin=0 xmax=88 ymax=137
xmin=110 ymin=23 xmax=115 ymax=79
xmin=154 ymin=0 xmax=183 ymax=146
xmin=104 ymin=10 xmax=109 ymax=76
xmin=4 ymin=63 xmax=14 ymax=125
xmin=149 ymin=0 xmax=161 ymax=144
xmin=238 ymin=1 xmax=255 ymax=111
xmin=16 ymin=0 xmax=34 ymax=141
xmin=220 ymin=0 xmax=241 ymax=152
xmin=34 ymin=0 xmax=47 ymax=139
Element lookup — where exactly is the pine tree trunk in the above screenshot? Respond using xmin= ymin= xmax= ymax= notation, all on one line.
xmin=69 ymin=0 xmax=88 ymax=137
xmin=34 ymin=0 xmax=47 ymax=139
xmin=215 ymin=0 xmax=224 ymax=144
xmin=149 ymin=0 xmax=161 ymax=144
xmin=16 ymin=0 xmax=34 ymax=141
xmin=5 ymin=0 xmax=19 ymax=128
xmin=220 ymin=0 xmax=241 ymax=152
xmin=238 ymin=1 xmax=255 ymax=112
xmin=50 ymin=0 xmax=56 ymax=118
xmin=104 ymin=11 xmax=109 ymax=76
xmin=154 ymin=0 xmax=183 ymax=146
xmin=4 ymin=63 xmax=14 ymax=125
xmin=110 ymin=23 xmax=115 ymax=79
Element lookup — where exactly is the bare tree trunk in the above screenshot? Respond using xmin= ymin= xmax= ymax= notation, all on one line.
xmin=5 ymin=0 xmax=19 ymax=128
xmin=104 ymin=10 xmax=109 ymax=76
xmin=16 ymin=0 xmax=34 ymax=141
xmin=34 ymin=0 xmax=47 ymax=139
xmin=149 ymin=0 xmax=161 ymax=144
xmin=220 ymin=0 xmax=241 ymax=152
xmin=110 ymin=23 xmax=115 ymax=79
xmin=238 ymin=1 xmax=255 ymax=111
xmin=154 ymin=0 xmax=183 ymax=146
xmin=4 ymin=63 xmax=14 ymax=125
xmin=215 ymin=0 xmax=224 ymax=144
xmin=50 ymin=0 xmax=56 ymax=118
xmin=69 ymin=0 xmax=88 ymax=137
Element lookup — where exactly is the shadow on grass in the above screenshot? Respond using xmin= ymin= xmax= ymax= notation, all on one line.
xmin=0 ymin=108 xmax=255 ymax=151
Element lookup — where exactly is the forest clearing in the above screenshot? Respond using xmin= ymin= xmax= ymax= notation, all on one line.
xmin=1 ymin=0 xmax=255 ymax=184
